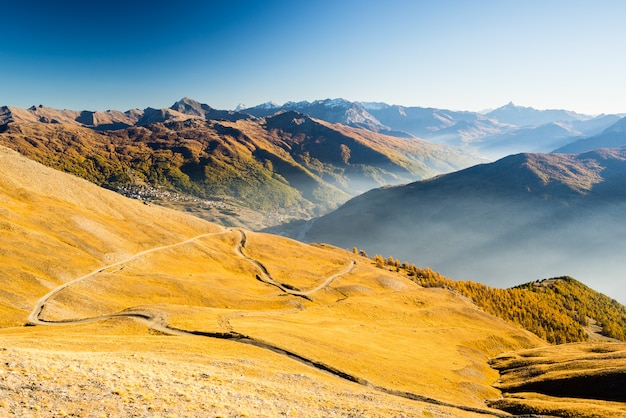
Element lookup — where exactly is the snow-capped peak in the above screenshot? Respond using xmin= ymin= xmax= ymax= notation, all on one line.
xmin=258 ymin=101 xmax=280 ymax=109
xmin=316 ymin=98 xmax=351 ymax=108
xmin=358 ymin=102 xmax=391 ymax=111
xmin=283 ymin=100 xmax=311 ymax=108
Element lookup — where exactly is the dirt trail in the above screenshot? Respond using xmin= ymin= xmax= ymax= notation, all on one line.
xmin=28 ymin=229 xmax=231 ymax=325
xmin=25 ymin=228 xmax=507 ymax=417
xmin=235 ymin=229 xmax=354 ymax=298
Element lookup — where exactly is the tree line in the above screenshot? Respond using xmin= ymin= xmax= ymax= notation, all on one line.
xmin=354 ymin=248 xmax=626 ymax=344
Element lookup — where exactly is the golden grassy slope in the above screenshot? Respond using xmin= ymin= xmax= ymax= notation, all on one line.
xmin=4 ymin=144 xmax=604 ymax=417
xmin=489 ymin=343 xmax=626 ymax=417
xmin=1 ymin=321 xmax=502 ymax=418
xmin=25 ymin=226 xmax=543 ymax=411
xmin=0 ymin=145 xmax=220 ymax=326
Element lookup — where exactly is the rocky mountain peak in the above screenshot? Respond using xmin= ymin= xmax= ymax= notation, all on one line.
xmin=170 ymin=97 xmax=213 ymax=117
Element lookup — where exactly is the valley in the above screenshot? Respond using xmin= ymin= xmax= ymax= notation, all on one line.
xmin=0 ymin=98 xmax=482 ymax=230
xmin=305 ymin=149 xmax=626 ymax=305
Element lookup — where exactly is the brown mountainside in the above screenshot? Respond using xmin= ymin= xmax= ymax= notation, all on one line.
xmin=0 ymin=100 xmax=481 ymax=229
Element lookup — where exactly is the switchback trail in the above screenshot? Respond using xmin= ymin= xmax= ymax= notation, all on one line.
xmin=235 ymin=229 xmax=355 ymax=298
xmin=26 ymin=228 xmax=508 ymax=417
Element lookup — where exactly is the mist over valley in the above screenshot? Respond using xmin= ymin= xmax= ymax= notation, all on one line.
xmin=305 ymin=149 xmax=626 ymax=304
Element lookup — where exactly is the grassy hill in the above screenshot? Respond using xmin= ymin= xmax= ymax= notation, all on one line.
xmin=2 ymin=145 xmax=626 ymax=416
xmin=0 ymin=144 xmax=541 ymax=416
xmin=489 ymin=342 xmax=626 ymax=417
xmin=409 ymin=266 xmax=626 ymax=343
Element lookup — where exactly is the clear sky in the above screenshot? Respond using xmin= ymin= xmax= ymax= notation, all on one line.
xmin=2 ymin=0 xmax=625 ymax=114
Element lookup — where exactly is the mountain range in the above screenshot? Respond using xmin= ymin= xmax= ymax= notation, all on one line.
xmin=0 ymin=98 xmax=483 ymax=229
xmin=0 ymin=98 xmax=248 ymax=131
xmin=3 ymin=97 xmax=626 ymax=164
xmin=3 ymin=97 xmax=626 ymax=299
xmin=242 ymin=99 xmax=625 ymax=158
xmin=3 ymin=97 xmax=626 ymax=289
xmin=305 ymin=148 xmax=626 ymax=304
xmin=3 ymin=97 xmax=626 ymax=285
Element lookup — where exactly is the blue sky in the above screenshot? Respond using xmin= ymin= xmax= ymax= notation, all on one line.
xmin=2 ymin=0 xmax=625 ymax=114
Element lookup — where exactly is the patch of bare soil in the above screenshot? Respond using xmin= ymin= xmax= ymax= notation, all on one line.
xmin=585 ymin=317 xmax=621 ymax=342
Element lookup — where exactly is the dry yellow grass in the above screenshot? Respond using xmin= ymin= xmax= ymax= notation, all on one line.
xmin=0 ymin=145 xmax=220 ymax=326
xmin=489 ymin=343 xmax=626 ymax=417
xmin=25 ymin=222 xmax=543 ymax=412
xmin=0 ymin=320 xmax=501 ymax=417
xmin=4 ymin=144 xmax=621 ymax=417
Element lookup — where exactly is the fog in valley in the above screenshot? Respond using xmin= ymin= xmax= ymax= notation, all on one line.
xmin=309 ymin=201 xmax=626 ymax=304
xmin=305 ymin=152 xmax=626 ymax=304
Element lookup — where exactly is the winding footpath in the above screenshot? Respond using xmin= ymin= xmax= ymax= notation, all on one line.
xmin=26 ymin=228 xmax=508 ymax=417
xmin=28 ymin=230 xmax=231 ymax=325
xmin=235 ymin=229 xmax=355 ymax=297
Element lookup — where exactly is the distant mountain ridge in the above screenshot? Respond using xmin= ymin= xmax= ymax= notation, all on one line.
xmin=241 ymin=99 xmax=622 ymax=158
xmin=242 ymin=98 xmax=396 ymax=135
xmin=484 ymin=101 xmax=590 ymax=126
xmin=0 ymin=97 xmax=248 ymax=131
xmin=2 ymin=98 xmax=622 ymax=160
xmin=554 ymin=116 xmax=626 ymax=154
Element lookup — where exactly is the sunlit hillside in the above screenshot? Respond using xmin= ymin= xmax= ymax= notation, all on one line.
xmin=2 ymin=145 xmax=626 ymax=417
xmin=359 ymin=255 xmax=626 ymax=345
xmin=0 ymin=144 xmax=547 ymax=416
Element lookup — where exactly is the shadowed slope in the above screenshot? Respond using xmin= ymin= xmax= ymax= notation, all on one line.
xmin=305 ymin=149 xmax=626 ymax=302
xmin=489 ymin=343 xmax=626 ymax=416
